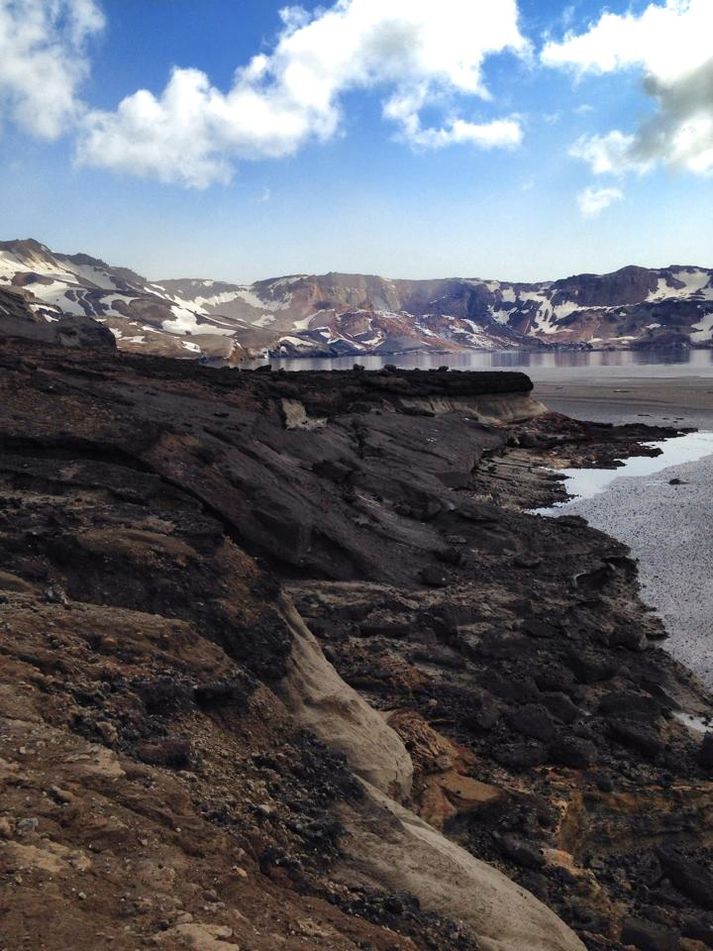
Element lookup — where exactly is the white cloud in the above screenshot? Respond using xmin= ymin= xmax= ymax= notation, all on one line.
xmin=569 ymin=130 xmax=652 ymax=176
xmin=543 ymin=0 xmax=713 ymax=176
xmin=0 ymin=0 xmax=104 ymax=140
xmin=577 ymin=185 xmax=624 ymax=217
xmin=77 ymin=0 xmax=528 ymax=187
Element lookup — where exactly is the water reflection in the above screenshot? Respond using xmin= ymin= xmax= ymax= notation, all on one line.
xmin=250 ymin=347 xmax=713 ymax=379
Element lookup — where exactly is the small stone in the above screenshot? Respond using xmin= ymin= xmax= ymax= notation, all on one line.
xmin=77 ymin=891 xmax=87 ymax=901
xmin=43 ymin=584 xmax=69 ymax=606
xmin=494 ymin=833 xmax=546 ymax=869
xmin=16 ymin=817 xmax=39 ymax=836
xmin=49 ymin=785 xmax=74 ymax=805
xmin=0 ymin=817 xmax=14 ymax=838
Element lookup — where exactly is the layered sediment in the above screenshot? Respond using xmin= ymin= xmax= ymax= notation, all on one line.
xmin=0 ymin=340 xmax=711 ymax=950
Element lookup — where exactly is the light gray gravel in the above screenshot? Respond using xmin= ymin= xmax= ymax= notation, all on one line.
xmin=554 ymin=451 xmax=713 ymax=690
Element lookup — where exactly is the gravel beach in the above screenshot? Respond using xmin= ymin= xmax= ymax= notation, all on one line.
xmin=534 ymin=375 xmax=713 ymax=693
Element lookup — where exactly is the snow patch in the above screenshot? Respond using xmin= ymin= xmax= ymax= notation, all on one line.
xmin=691 ymin=311 xmax=713 ymax=342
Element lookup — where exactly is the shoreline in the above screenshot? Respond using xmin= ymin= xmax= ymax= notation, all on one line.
xmin=535 ymin=374 xmax=713 ymax=696
xmin=535 ymin=375 xmax=713 ymax=429
xmin=557 ymin=451 xmax=713 ymax=694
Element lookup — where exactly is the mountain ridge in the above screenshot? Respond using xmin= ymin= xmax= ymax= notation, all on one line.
xmin=2 ymin=237 xmax=713 ymax=361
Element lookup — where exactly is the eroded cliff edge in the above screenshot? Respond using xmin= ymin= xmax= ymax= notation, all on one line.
xmin=0 ymin=342 xmax=711 ymax=951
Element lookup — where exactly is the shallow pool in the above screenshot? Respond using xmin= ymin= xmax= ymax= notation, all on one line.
xmin=538 ymin=430 xmax=713 ymax=511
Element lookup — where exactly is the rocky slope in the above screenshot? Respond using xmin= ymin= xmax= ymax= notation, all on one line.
xmin=1 ymin=338 xmax=712 ymax=950
xmin=2 ymin=239 xmax=713 ymax=359
xmin=0 ymin=282 xmax=115 ymax=351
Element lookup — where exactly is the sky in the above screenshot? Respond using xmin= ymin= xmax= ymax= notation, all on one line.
xmin=0 ymin=0 xmax=712 ymax=283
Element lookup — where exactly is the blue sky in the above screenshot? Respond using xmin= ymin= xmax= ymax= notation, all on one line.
xmin=0 ymin=0 xmax=711 ymax=283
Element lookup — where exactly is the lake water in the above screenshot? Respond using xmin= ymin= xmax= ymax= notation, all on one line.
xmin=255 ymin=348 xmax=713 ymax=380
xmin=536 ymin=430 xmax=713 ymax=510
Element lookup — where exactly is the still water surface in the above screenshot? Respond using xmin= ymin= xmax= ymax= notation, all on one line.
xmin=537 ymin=430 xmax=713 ymax=509
xmin=254 ymin=348 xmax=713 ymax=380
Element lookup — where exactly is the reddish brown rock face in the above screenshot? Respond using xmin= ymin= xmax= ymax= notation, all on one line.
xmin=2 ymin=238 xmax=713 ymax=359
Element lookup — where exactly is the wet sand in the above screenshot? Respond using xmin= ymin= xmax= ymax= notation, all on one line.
xmin=535 ymin=376 xmax=713 ymax=429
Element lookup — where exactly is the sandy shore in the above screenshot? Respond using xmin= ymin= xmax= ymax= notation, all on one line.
xmin=557 ymin=452 xmax=713 ymax=693
xmin=536 ymin=373 xmax=713 ymax=693
xmin=535 ymin=376 xmax=713 ymax=429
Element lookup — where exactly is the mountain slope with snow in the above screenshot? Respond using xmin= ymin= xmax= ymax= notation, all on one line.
xmin=2 ymin=240 xmax=713 ymax=360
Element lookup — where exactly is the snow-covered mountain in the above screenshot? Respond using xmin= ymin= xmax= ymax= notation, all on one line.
xmin=0 ymin=239 xmax=244 ymax=362
xmin=2 ymin=239 xmax=713 ymax=360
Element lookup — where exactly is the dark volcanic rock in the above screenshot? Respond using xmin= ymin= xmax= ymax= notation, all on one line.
xmin=541 ymin=692 xmax=579 ymax=724
xmin=508 ymin=704 xmax=557 ymax=742
xmin=657 ymin=847 xmax=713 ymax=909
xmin=493 ymin=834 xmax=546 ymax=869
xmin=598 ymin=691 xmax=663 ymax=722
xmin=621 ymin=917 xmax=679 ymax=951
xmin=608 ymin=720 xmax=664 ymax=760
xmin=0 ymin=287 xmax=116 ymax=351
xmin=0 ymin=338 xmax=711 ymax=951
xmin=548 ymin=733 xmax=598 ymax=768
xmin=494 ymin=742 xmax=548 ymax=770
xmin=700 ymin=732 xmax=713 ymax=769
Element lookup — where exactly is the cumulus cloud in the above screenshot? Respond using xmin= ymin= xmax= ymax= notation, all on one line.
xmin=76 ymin=0 xmax=528 ymax=187
xmin=0 ymin=0 xmax=104 ymax=140
xmin=569 ymin=130 xmax=652 ymax=176
xmin=577 ymin=185 xmax=624 ymax=217
xmin=543 ymin=0 xmax=713 ymax=177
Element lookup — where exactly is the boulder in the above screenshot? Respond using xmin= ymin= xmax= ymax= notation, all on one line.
xmin=508 ymin=704 xmax=556 ymax=743
xmin=657 ymin=848 xmax=713 ymax=910
xmin=549 ymin=734 xmax=598 ymax=768
xmin=621 ymin=917 xmax=679 ymax=951
xmin=609 ymin=720 xmax=664 ymax=760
